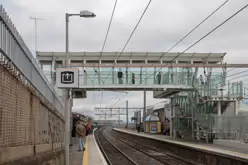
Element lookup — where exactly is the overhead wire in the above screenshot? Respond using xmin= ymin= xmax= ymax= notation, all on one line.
xmin=101 ymin=0 xmax=153 ymax=84
xmin=226 ymin=69 xmax=248 ymax=78
xmin=198 ymin=69 xmax=248 ymax=87
xmin=227 ymin=68 xmax=237 ymax=72
xmin=101 ymin=0 xmax=153 ymax=109
xmin=142 ymin=0 xmax=229 ymax=73
xmin=207 ymin=69 xmax=248 ymax=87
xmin=112 ymin=2 xmax=248 ymax=107
xmin=110 ymin=0 xmax=228 ymax=106
xmin=96 ymin=0 xmax=118 ymax=108
xmin=90 ymin=63 xmax=99 ymax=106
xmin=139 ymin=2 xmax=248 ymax=87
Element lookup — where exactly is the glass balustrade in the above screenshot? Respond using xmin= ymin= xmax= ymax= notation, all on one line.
xmin=80 ymin=67 xmax=195 ymax=86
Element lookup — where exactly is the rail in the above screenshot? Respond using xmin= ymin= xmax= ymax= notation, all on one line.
xmin=111 ymin=130 xmax=194 ymax=165
xmin=95 ymin=128 xmax=138 ymax=165
xmin=94 ymin=129 xmax=113 ymax=165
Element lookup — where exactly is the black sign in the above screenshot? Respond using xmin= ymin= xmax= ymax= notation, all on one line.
xmin=61 ymin=71 xmax=74 ymax=84
xmin=131 ymin=117 xmax=137 ymax=120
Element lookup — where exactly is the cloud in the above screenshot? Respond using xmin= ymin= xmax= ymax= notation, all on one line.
xmin=2 ymin=0 xmax=248 ymax=118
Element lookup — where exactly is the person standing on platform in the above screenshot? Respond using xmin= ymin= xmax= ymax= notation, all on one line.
xmin=76 ymin=120 xmax=87 ymax=151
xmin=156 ymin=72 xmax=162 ymax=84
xmin=132 ymin=73 xmax=135 ymax=84
xmin=117 ymin=68 xmax=123 ymax=84
xmin=200 ymin=74 xmax=204 ymax=84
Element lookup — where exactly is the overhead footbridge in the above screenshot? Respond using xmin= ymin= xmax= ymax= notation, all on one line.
xmin=36 ymin=51 xmax=246 ymax=97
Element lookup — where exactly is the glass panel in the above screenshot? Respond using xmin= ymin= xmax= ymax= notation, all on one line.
xmin=81 ymin=67 xmax=198 ymax=86
xmin=146 ymin=68 xmax=155 ymax=85
xmin=129 ymin=67 xmax=145 ymax=85
xmin=101 ymin=67 xmax=113 ymax=85
xmin=86 ymin=67 xmax=95 ymax=85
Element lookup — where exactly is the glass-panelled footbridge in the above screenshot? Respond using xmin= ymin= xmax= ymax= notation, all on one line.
xmin=79 ymin=67 xmax=194 ymax=91
xmin=37 ymin=51 xmax=246 ymax=96
xmin=37 ymin=52 xmax=226 ymax=91
xmin=37 ymin=51 xmax=248 ymax=141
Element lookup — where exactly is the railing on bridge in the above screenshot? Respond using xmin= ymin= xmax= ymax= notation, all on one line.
xmin=0 ymin=6 xmax=64 ymax=115
xmin=79 ymin=69 xmax=194 ymax=86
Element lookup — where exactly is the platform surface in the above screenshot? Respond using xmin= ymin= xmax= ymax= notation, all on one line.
xmin=70 ymin=138 xmax=83 ymax=165
xmin=70 ymin=131 xmax=107 ymax=165
xmin=85 ymin=133 xmax=107 ymax=165
xmin=114 ymin=128 xmax=248 ymax=160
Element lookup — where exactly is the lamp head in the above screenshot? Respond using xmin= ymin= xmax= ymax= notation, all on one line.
xmin=80 ymin=10 xmax=96 ymax=18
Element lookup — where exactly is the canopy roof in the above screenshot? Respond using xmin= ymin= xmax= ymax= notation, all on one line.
xmin=145 ymin=115 xmax=160 ymax=122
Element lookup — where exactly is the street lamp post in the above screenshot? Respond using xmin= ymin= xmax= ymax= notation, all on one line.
xmin=65 ymin=11 xmax=95 ymax=165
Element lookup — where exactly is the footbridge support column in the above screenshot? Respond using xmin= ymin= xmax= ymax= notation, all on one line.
xmin=143 ymin=90 xmax=146 ymax=132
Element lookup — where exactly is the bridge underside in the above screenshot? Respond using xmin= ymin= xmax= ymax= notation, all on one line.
xmin=75 ymin=84 xmax=193 ymax=91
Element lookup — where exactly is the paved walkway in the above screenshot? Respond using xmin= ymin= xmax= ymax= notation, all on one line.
xmin=70 ymin=132 xmax=107 ymax=165
xmin=70 ymin=138 xmax=84 ymax=165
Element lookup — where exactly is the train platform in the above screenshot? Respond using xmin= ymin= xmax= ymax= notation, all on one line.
xmin=70 ymin=130 xmax=107 ymax=165
xmin=113 ymin=128 xmax=248 ymax=160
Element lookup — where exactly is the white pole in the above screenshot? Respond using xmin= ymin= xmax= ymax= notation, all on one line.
xmin=126 ymin=100 xmax=128 ymax=128
xmin=65 ymin=13 xmax=70 ymax=165
xmin=143 ymin=90 xmax=146 ymax=132
xmin=30 ymin=17 xmax=43 ymax=58
xmin=118 ymin=107 xmax=120 ymax=127
xmin=218 ymin=101 xmax=221 ymax=116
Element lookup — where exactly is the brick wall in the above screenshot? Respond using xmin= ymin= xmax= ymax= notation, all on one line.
xmin=0 ymin=64 xmax=64 ymax=164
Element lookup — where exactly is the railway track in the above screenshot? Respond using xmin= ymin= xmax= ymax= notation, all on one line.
xmin=110 ymin=129 xmax=195 ymax=165
xmin=96 ymin=127 xmax=198 ymax=165
xmin=95 ymin=128 xmax=138 ymax=165
xmin=112 ymin=130 xmax=202 ymax=165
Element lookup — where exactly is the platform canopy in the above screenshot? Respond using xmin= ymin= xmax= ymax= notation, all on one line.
xmin=145 ymin=115 xmax=160 ymax=122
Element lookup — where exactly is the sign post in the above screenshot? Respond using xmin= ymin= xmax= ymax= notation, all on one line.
xmin=56 ymin=68 xmax=79 ymax=165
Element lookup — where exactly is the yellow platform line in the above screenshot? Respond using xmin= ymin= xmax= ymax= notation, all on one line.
xmin=83 ymin=138 xmax=89 ymax=165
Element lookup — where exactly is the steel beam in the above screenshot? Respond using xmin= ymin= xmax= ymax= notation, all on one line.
xmin=95 ymin=107 xmax=143 ymax=109
xmin=68 ymin=63 xmax=248 ymax=68
xmin=95 ymin=113 xmax=127 ymax=115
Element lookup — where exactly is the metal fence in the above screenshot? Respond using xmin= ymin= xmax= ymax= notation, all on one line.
xmin=0 ymin=5 xmax=64 ymax=116
xmin=213 ymin=115 xmax=248 ymax=141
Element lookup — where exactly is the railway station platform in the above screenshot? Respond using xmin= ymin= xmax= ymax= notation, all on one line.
xmin=70 ymin=129 xmax=107 ymax=165
xmin=113 ymin=128 xmax=248 ymax=161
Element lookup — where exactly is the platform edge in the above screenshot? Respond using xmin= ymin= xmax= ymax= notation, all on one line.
xmin=93 ymin=128 xmax=108 ymax=165
xmin=113 ymin=128 xmax=248 ymax=161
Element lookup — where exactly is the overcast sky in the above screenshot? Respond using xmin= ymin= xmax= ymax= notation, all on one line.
xmin=2 ymin=0 xmax=248 ymax=119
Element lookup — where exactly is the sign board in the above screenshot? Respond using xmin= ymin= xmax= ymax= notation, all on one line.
xmin=56 ymin=68 xmax=79 ymax=88
xmin=131 ymin=117 xmax=137 ymax=121
xmin=73 ymin=90 xmax=87 ymax=98
xmin=150 ymin=123 xmax=157 ymax=133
